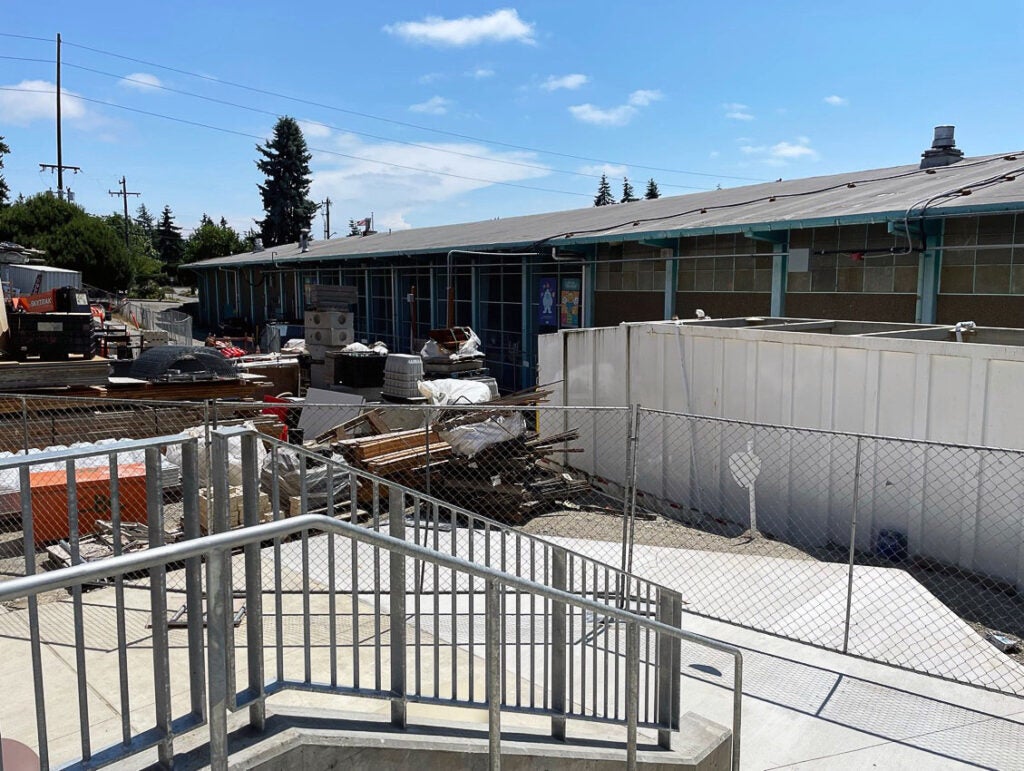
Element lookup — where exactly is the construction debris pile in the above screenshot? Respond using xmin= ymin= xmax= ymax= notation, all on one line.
xmin=327 ymin=387 xmax=589 ymax=522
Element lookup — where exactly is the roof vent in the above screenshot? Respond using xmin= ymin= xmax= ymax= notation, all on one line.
xmin=920 ymin=125 xmax=964 ymax=169
xmin=299 ymin=229 xmax=310 ymax=253
xmin=253 ymin=238 xmax=264 ymax=253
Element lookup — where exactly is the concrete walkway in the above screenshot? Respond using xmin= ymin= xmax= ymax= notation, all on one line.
xmin=1 ymin=533 xmax=1022 ymax=769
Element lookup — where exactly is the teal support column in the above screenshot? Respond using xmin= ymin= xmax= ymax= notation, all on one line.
xmin=915 ymin=221 xmax=943 ymax=323
xmin=471 ymin=263 xmax=480 ymax=332
xmin=664 ymin=249 xmax=679 ymax=319
xmin=582 ymin=246 xmax=597 ymax=328
xmin=521 ymin=255 xmax=536 ymax=389
xmin=770 ymin=242 xmax=788 ymax=317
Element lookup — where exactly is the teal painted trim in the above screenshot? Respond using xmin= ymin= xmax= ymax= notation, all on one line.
xmin=915 ymin=221 xmax=943 ymax=323
xmin=770 ymin=242 xmax=788 ymax=316
xmin=664 ymin=255 xmax=679 ymax=319
xmin=520 ymin=256 xmax=534 ymax=389
xmin=583 ymin=246 xmax=597 ymax=327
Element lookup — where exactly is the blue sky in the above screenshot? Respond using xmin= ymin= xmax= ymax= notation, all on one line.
xmin=2 ymin=1 xmax=1023 ymax=237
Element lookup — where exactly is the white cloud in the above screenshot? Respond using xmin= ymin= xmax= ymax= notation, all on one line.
xmin=723 ymin=102 xmax=754 ymax=120
xmin=119 ymin=72 xmax=163 ymax=91
xmin=306 ymin=127 xmax=551 ymax=232
xmin=569 ymin=103 xmax=635 ymax=126
xmin=409 ymin=96 xmax=452 ymax=115
xmin=824 ymin=95 xmax=848 ymax=106
xmin=770 ymin=138 xmax=818 ymax=159
xmin=298 ymin=120 xmax=332 ymax=139
xmin=709 ymin=150 xmax=720 ymax=159
xmin=0 ymin=79 xmax=89 ymax=126
xmin=628 ymin=89 xmax=662 ymax=107
xmin=739 ymin=136 xmax=819 ymax=164
xmin=470 ymin=68 xmax=495 ymax=79
xmin=542 ymin=73 xmax=588 ymax=91
xmin=580 ymin=163 xmax=627 ymax=178
xmin=384 ymin=9 xmax=535 ymax=47
xmin=418 ymin=72 xmax=444 ymax=84
xmin=569 ymin=88 xmax=661 ymax=127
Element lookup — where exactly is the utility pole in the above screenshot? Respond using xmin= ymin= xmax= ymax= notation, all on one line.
xmin=320 ymin=198 xmax=332 ymax=240
xmin=39 ymin=33 xmax=80 ymax=199
xmin=109 ymin=176 xmax=141 ymax=247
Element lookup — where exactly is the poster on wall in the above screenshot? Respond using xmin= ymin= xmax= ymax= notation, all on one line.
xmin=538 ymin=277 xmax=557 ymax=326
xmin=560 ymin=277 xmax=581 ymax=327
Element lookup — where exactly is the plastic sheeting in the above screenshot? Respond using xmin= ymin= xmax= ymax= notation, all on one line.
xmin=417 ymin=378 xmax=492 ymax=405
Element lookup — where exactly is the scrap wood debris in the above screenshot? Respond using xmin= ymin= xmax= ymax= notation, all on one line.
xmin=331 ymin=385 xmax=590 ymax=522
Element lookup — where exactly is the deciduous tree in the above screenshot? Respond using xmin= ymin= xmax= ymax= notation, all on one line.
xmin=0 ymin=192 xmax=134 ymax=288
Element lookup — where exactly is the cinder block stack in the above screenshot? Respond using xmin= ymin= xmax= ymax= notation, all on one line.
xmin=305 ymin=299 xmax=355 ymax=390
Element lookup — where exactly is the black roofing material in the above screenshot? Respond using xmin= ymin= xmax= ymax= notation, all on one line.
xmin=129 ymin=346 xmax=237 ymax=382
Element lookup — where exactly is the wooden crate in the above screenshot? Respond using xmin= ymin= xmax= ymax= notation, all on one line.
xmin=198 ymin=486 xmax=271 ymax=533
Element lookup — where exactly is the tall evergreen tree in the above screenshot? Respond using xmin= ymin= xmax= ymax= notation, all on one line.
xmin=154 ymin=205 xmax=184 ymax=267
xmin=135 ymin=203 xmax=155 ymax=239
xmin=255 ymin=116 xmax=317 ymax=246
xmin=620 ymin=177 xmax=638 ymax=203
xmin=644 ymin=178 xmax=660 ymax=200
xmin=0 ymin=136 xmax=10 ymax=208
xmin=593 ymin=174 xmax=616 ymax=206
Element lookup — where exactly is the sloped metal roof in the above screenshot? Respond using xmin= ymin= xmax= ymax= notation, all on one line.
xmin=190 ymin=151 xmax=1024 ymax=270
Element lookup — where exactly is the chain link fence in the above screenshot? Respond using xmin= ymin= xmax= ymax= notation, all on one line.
xmin=120 ymin=301 xmax=194 ymax=345
xmin=1 ymin=392 xmax=1023 ymax=697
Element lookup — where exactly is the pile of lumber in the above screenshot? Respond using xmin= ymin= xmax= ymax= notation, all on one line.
xmin=330 ymin=386 xmax=589 ymax=522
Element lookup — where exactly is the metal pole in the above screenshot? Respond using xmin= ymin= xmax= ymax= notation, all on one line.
xmin=550 ymin=547 xmax=567 ymax=742
xmin=842 ymin=436 xmax=863 ymax=655
xmin=389 ymin=487 xmax=407 ymax=728
xmin=625 ymin=620 xmax=639 ymax=771
xmin=56 ymin=33 xmax=63 ymax=198
xmin=20 ymin=396 xmax=29 ymax=452
xmin=485 ymin=579 xmax=502 ymax=770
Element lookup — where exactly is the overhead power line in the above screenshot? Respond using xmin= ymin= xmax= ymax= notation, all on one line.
xmin=56 ymin=36 xmax=769 ymax=183
xmin=62 ymin=63 xmax=709 ymax=192
xmin=0 ymin=85 xmax=593 ymax=198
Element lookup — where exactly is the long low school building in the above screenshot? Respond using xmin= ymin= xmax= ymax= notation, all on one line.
xmin=188 ymin=128 xmax=1024 ymax=392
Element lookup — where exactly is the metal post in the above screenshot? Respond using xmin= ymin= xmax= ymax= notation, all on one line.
xmin=424 ymin=408 xmax=432 ymax=497
xmin=210 ymin=432 xmax=235 ymax=706
xmin=20 ymin=466 xmax=49 ymax=769
xmin=656 ymin=588 xmax=682 ymax=750
xmin=181 ymin=441 xmax=207 ymax=721
xmin=485 ymin=579 xmax=502 ymax=770
xmin=241 ymin=432 xmax=266 ymax=729
xmin=550 ymin=547 xmax=567 ymax=741
xmin=146 ymin=447 xmax=173 ymax=766
xmin=206 ymin=545 xmax=229 ymax=771
xmin=843 ymin=436 xmax=863 ymax=655
xmin=625 ymin=621 xmax=640 ymax=771
xmin=20 ymin=396 xmax=29 ymax=452
xmin=389 ymin=486 xmax=407 ymax=728
xmin=619 ymin=405 xmax=636 ymax=581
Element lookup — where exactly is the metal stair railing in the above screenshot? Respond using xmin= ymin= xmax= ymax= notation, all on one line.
xmin=0 ymin=430 xmax=742 ymax=771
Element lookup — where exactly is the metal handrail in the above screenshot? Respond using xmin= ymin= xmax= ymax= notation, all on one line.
xmin=0 ymin=512 xmax=742 ymax=771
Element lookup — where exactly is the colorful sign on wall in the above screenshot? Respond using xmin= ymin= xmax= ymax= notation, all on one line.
xmin=538 ymin=277 xmax=557 ymax=326
xmin=560 ymin=277 xmax=581 ymax=327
